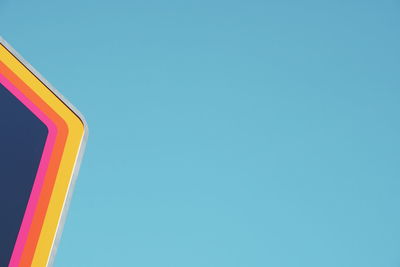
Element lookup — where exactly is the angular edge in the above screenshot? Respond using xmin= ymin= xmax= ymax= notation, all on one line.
xmin=0 ymin=36 xmax=89 ymax=267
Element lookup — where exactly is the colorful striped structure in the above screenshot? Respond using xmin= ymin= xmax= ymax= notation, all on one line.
xmin=0 ymin=38 xmax=88 ymax=267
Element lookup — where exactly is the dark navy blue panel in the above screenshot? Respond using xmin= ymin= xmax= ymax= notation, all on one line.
xmin=0 ymin=82 xmax=48 ymax=265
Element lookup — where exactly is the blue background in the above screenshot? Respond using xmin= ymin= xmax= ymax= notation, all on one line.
xmin=1 ymin=1 xmax=400 ymax=266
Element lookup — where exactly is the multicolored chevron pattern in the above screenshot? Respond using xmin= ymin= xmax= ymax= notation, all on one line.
xmin=0 ymin=38 xmax=87 ymax=267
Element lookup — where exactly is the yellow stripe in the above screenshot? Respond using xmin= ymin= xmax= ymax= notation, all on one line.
xmin=0 ymin=45 xmax=85 ymax=266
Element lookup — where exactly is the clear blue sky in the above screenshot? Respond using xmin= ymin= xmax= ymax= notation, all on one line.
xmin=1 ymin=1 xmax=400 ymax=266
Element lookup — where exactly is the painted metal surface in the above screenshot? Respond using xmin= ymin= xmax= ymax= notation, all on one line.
xmin=0 ymin=38 xmax=88 ymax=267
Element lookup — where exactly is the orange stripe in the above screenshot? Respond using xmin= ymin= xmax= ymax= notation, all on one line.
xmin=0 ymin=62 xmax=68 ymax=266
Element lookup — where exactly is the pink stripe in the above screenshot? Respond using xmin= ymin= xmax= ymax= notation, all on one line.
xmin=0 ymin=74 xmax=57 ymax=267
